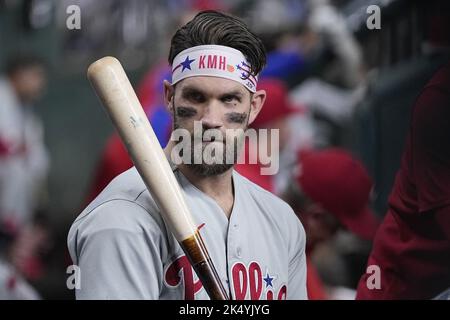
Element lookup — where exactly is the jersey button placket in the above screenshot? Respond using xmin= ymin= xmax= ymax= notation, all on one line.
xmin=232 ymin=223 xmax=241 ymax=258
xmin=236 ymin=246 xmax=242 ymax=258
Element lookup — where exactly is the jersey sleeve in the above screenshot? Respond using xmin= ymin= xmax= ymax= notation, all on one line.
xmin=286 ymin=209 xmax=308 ymax=300
xmin=68 ymin=200 xmax=165 ymax=299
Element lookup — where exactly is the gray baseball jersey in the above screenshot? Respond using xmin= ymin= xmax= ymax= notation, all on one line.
xmin=67 ymin=165 xmax=307 ymax=300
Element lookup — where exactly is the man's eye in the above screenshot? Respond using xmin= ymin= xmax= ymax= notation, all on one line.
xmin=176 ymin=107 xmax=197 ymax=118
xmin=186 ymin=92 xmax=204 ymax=102
xmin=222 ymin=95 xmax=240 ymax=104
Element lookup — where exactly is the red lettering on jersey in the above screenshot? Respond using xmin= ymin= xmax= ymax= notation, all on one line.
xmin=278 ymin=285 xmax=287 ymax=300
xmin=266 ymin=287 xmax=286 ymax=300
xmin=232 ymin=262 xmax=248 ymax=300
xmin=231 ymin=261 xmax=287 ymax=300
xmin=248 ymin=262 xmax=263 ymax=300
xmin=165 ymin=257 xmax=287 ymax=300
xmin=164 ymin=255 xmax=202 ymax=300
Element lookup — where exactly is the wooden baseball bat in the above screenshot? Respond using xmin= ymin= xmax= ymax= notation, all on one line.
xmin=87 ymin=56 xmax=229 ymax=300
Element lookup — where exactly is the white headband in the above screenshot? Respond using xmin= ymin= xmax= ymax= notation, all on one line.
xmin=171 ymin=45 xmax=258 ymax=92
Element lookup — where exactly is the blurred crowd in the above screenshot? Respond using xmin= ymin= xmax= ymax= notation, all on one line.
xmin=0 ymin=0 xmax=449 ymax=299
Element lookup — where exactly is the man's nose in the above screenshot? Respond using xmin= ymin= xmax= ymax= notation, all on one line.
xmin=200 ymin=102 xmax=223 ymax=129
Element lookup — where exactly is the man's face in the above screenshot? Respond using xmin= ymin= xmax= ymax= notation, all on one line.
xmin=11 ymin=66 xmax=47 ymax=104
xmin=164 ymin=76 xmax=265 ymax=176
xmin=299 ymin=202 xmax=340 ymax=250
xmin=282 ymin=185 xmax=340 ymax=250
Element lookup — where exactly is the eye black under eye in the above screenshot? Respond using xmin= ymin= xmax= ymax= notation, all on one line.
xmin=227 ymin=112 xmax=247 ymax=124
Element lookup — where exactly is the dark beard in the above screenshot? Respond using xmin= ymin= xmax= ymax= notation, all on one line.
xmin=172 ymin=103 xmax=249 ymax=177
xmin=188 ymin=161 xmax=234 ymax=177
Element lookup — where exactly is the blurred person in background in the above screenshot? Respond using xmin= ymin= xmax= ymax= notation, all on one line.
xmin=288 ymin=0 xmax=366 ymax=147
xmin=356 ymin=61 xmax=450 ymax=300
xmin=0 ymin=239 xmax=41 ymax=299
xmin=0 ymin=54 xmax=51 ymax=299
xmin=244 ymin=0 xmax=309 ymax=88
xmin=0 ymin=54 xmax=49 ymax=233
xmin=304 ymin=0 xmax=363 ymax=89
xmin=244 ymin=0 xmax=365 ymax=148
xmin=246 ymin=0 xmax=363 ymax=89
xmin=282 ymin=148 xmax=379 ymax=299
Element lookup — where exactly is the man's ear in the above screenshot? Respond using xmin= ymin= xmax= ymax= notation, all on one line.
xmin=247 ymin=89 xmax=266 ymax=126
xmin=163 ymin=80 xmax=175 ymax=114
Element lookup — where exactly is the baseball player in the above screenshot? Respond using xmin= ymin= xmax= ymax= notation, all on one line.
xmin=0 ymin=55 xmax=49 ymax=235
xmin=68 ymin=11 xmax=307 ymax=300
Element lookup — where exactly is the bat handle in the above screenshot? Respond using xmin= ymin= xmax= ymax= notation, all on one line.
xmin=180 ymin=231 xmax=230 ymax=300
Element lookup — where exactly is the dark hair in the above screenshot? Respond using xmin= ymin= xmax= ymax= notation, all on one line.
xmin=5 ymin=54 xmax=45 ymax=77
xmin=169 ymin=10 xmax=266 ymax=76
